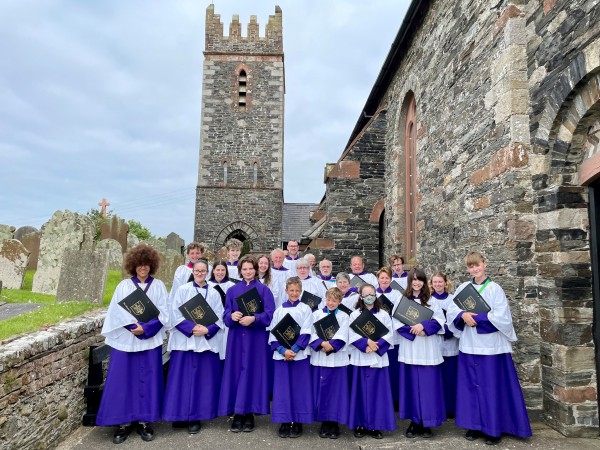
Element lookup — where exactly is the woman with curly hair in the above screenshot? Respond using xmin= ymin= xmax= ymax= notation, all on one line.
xmin=96 ymin=244 xmax=169 ymax=444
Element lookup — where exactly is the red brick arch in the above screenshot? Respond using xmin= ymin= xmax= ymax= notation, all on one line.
xmin=369 ymin=198 xmax=385 ymax=223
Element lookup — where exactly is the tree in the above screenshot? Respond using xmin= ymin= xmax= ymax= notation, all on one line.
xmin=127 ymin=219 xmax=153 ymax=241
xmin=86 ymin=208 xmax=112 ymax=241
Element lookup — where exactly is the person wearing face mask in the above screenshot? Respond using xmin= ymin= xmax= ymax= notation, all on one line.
xmin=392 ymin=268 xmax=446 ymax=439
xmin=347 ymin=284 xmax=396 ymax=440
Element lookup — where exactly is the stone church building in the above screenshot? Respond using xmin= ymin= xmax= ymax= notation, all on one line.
xmin=195 ymin=1 xmax=600 ymax=436
xmin=306 ymin=0 xmax=600 ymax=437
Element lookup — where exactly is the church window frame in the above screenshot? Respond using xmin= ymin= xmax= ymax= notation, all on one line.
xmin=404 ymin=95 xmax=417 ymax=260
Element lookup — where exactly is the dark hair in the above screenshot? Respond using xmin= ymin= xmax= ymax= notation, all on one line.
xmin=405 ymin=268 xmax=431 ymax=307
xmin=124 ymin=244 xmax=160 ymax=277
xmin=209 ymin=259 xmax=230 ymax=282
xmin=389 ymin=255 xmax=405 ymax=265
xmin=355 ymin=283 xmax=381 ymax=312
xmin=256 ymin=254 xmax=273 ymax=286
xmin=238 ymin=255 xmax=258 ymax=280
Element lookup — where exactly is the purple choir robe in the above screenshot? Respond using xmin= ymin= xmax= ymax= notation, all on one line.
xmin=218 ymin=279 xmax=275 ymax=416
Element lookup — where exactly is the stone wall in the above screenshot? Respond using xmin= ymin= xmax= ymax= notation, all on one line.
xmin=314 ymin=0 xmax=599 ymax=437
xmin=312 ymin=112 xmax=387 ymax=274
xmin=195 ymin=5 xmax=284 ymax=253
xmin=196 ymin=187 xmax=283 ymax=253
xmin=0 ymin=311 xmax=105 ymax=450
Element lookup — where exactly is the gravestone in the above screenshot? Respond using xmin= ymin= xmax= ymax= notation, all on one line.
xmin=155 ymin=249 xmax=184 ymax=284
xmin=14 ymin=226 xmax=38 ymax=242
xmin=165 ymin=232 xmax=185 ymax=254
xmin=96 ymin=239 xmax=123 ymax=270
xmin=0 ymin=224 xmax=15 ymax=240
xmin=55 ymin=248 xmax=109 ymax=303
xmin=0 ymin=240 xmax=30 ymax=289
xmin=142 ymin=238 xmax=167 ymax=253
xmin=99 ymin=216 xmax=128 ymax=253
xmin=127 ymin=233 xmax=140 ymax=249
xmin=32 ymin=210 xmax=95 ymax=295
xmin=19 ymin=231 xmax=41 ymax=270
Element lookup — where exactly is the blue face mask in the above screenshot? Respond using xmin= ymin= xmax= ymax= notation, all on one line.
xmin=363 ymin=294 xmax=376 ymax=305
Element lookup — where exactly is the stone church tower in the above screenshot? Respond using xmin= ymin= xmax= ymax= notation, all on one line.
xmin=195 ymin=5 xmax=284 ymax=253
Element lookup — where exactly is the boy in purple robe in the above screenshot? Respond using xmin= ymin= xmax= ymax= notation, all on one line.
xmin=218 ymin=255 xmax=275 ymax=432
xmin=269 ymin=277 xmax=315 ymax=438
xmin=225 ymin=238 xmax=242 ymax=280
xmin=447 ymin=252 xmax=532 ymax=445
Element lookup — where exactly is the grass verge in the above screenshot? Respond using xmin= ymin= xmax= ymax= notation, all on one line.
xmin=0 ymin=269 xmax=124 ymax=341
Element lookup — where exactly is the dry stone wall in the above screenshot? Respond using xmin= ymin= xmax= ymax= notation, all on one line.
xmin=0 ymin=311 xmax=105 ymax=450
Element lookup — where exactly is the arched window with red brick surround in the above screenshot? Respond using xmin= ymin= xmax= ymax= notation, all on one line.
xmin=404 ymin=96 xmax=417 ymax=260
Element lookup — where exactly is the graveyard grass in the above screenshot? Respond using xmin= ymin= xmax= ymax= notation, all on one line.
xmin=0 ymin=270 xmax=122 ymax=341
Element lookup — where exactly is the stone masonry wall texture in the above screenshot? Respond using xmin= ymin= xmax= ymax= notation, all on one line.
xmin=195 ymin=5 xmax=284 ymax=253
xmin=312 ymin=0 xmax=600 ymax=438
xmin=365 ymin=0 xmax=600 ymax=437
xmin=0 ymin=311 xmax=104 ymax=450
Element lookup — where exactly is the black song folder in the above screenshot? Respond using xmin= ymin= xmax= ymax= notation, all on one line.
xmin=350 ymin=275 xmax=367 ymax=288
xmin=314 ymin=313 xmax=340 ymax=341
xmin=350 ymin=309 xmax=389 ymax=341
xmin=300 ymin=290 xmax=321 ymax=311
xmin=271 ymin=313 xmax=301 ymax=349
xmin=338 ymin=303 xmax=353 ymax=315
xmin=392 ymin=296 xmax=434 ymax=326
xmin=118 ymin=287 xmax=160 ymax=323
xmin=379 ymin=294 xmax=395 ymax=316
xmin=213 ymin=284 xmax=227 ymax=307
xmin=390 ymin=280 xmax=405 ymax=293
xmin=453 ymin=283 xmax=491 ymax=313
xmin=179 ymin=292 xmax=219 ymax=326
xmin=235 ymin=287 xmax=264 ymax=316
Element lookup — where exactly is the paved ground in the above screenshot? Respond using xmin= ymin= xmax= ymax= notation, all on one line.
xmin=57 ymin=417 xmax=599 ymax=450
xmin=0 ymin=302 xmax=42 ymax=321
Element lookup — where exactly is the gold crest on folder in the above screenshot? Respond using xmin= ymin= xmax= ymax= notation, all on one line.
xmin=191 ymin=306 xmax=205 ymax=320
xmin=464 ymin=296 xmax=476 ymax=311
xmin=246 ymin=299 xmax=258 ymax=313
xmin=406 ymin=306 xmax=420 ymax=321
xmin=283 ymin=326 xmax=296 ymax=341
xmin=361 ymin=321 xmax=376 ymax=336
xmin=131 ymin=301 xmax=145 ymax=316
xmin=324 ymin=325 xmax=336 ymax=340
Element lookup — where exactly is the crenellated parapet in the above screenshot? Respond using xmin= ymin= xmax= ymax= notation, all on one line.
xmin=205 ymin=4 xmax=283 ymax=54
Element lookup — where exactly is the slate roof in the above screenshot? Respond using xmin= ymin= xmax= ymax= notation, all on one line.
xmin=281 ymin=203 xmax=319 ymax=242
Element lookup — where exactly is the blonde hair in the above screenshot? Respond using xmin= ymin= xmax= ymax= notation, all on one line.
xmin=225 ymin=238 xmax=243 ymax=250
xmin=325 ymin=287 xmax=343 ymax=302
xmin=429 ymin=272 xmax=453 ymax=293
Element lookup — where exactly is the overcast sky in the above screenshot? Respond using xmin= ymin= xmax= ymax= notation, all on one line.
xmin=1 ymin=0 xmax=409 ymax=243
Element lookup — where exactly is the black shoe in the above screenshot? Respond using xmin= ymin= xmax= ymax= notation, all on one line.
xmin=422 ymin=427 xmax=432 ymax=438
xmin=465 ymin=429 xmax=481 ymax=441
xmin=230 ymin=414 xmax=244 ymax=433
xmin=172 ymin=421 xmax=187 ymax=429
xmin=112 ymin=425 xmax=132 ymax=444
xmin=289 ymin=422 xmax=302 ymax=438
xmin=242 ymin=414 xmax=255 ymax=432
xmin=370 ymin=429 xmax=383 ymax=439
xmin=187 ymin=421 xmax=201 ymax=434
xmin=137 ymin=424 xmax=155 ymax=442
xmin=278 ymin=423 xmax=291 ymax=438
xmin=329 ymin=422 xmax=340 ymax=439
xmin=354 ymin=426 xmax=366 ymax=438
xmin=405 ymin=422 xmax=418 ymax=438
xmin=319 ymin=422 xmax=331 ymax=438
xmin=485 ymin=435 xmax=501 ymax=445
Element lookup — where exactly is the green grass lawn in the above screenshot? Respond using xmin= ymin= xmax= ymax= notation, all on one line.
xmin=0 ymin=269 xmax=123 ymax=341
